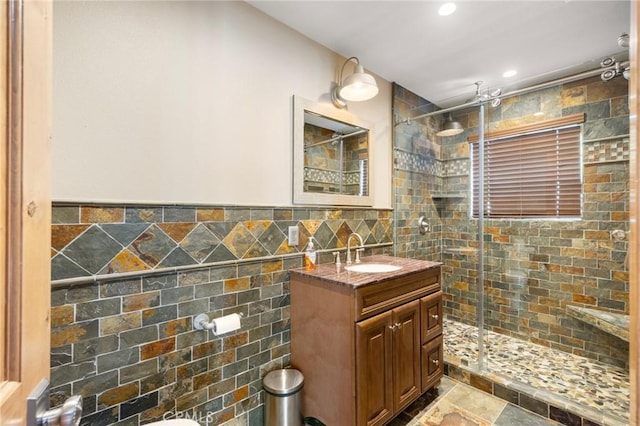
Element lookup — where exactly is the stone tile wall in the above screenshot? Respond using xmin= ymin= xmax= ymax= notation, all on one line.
xmin=439 ymin=76 xmax=630 ymax=369
xmin=392 ymin=77 xmax=630 ymax=369
xmin=50 ymin=205 xmax=392 ymax=425
xmin=393 ymin=84 xmax=443 ymax=261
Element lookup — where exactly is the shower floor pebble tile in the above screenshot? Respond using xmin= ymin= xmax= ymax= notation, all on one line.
xmin=443 ymin=319 xmax=630 ymax=424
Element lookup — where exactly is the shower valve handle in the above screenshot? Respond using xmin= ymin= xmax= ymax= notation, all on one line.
xmin=418 ymin=216 xmax=430 ymax=234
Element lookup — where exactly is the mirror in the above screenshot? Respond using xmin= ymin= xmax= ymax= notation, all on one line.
xmin=293 ymin=96 xmax=373 ymax=206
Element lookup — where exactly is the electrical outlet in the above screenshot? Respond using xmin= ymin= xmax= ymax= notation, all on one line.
xmin=288 ymin=226 xmax=299 ymax=246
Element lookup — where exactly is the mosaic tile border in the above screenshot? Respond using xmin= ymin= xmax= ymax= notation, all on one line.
xmin=442 ymin=158 xmax=469 ymax=177
xmin=395 ymin=136 xmax=630 ymax=180
xmin=394 ymin=148 xmax=441 ymax=175
xmin=304 ymin=167 xmax=364 ymax=185
xmin=304 ymin=167 xmax=342 ymax=185
xmin=584 ymin=137 xmax=630 ymax=163
xmin=51 ymin=205 xmax=393 ymax=282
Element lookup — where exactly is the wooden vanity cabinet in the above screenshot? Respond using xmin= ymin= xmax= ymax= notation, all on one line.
xmin=290 ymin=264 xmax=443 ymax=426
xmin=355 ymin=309 xmax=394 ymax=426
xmin=356 ymin=299 xmax=421 ymax=426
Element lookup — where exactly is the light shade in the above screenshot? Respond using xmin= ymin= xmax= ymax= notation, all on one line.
xmin=331 ymin=57 xmax=378 ymax=108
xmin=436 ymin=114 xmax=464 ymax=137
xmin=339 ymin=64 xmax=379 ymax=101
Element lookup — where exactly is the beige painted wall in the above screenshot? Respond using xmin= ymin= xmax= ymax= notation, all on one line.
xmin=52 ymin=1 xmax=392 ymax=208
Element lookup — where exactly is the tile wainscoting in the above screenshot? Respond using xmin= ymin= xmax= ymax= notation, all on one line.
xmin=50 ymin=204 xmax=393 ymax=425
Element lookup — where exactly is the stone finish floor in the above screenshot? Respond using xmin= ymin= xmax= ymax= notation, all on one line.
xmin=442 ymin=319 xmax=629 ymax=425
xmin=391 ymin=376 xmax=562 ymax=426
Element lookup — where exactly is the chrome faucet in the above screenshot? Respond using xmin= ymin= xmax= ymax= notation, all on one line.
xmin=346 ymin=233 xmax=364 ymax=264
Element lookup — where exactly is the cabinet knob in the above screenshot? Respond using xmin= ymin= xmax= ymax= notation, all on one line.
xmin=432 ymin=359 xmax=439 ymax=366
xmin=431 ymin=314 xmax=439 ymax=321
xmin=388 ymin=323 xmax=402 ymax=331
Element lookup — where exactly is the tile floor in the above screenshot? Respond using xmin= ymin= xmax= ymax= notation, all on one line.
xmin=442 ymin=319 xmax=629 ymax=426
xmin=391 ymin=376 xmax=561 ymax=426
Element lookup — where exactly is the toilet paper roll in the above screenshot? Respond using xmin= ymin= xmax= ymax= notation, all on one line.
xmin=212 ymin=313 xmax=242 ymax=336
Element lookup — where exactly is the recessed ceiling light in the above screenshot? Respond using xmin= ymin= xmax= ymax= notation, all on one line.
xmin=503 ymin=69 xmax=517 ymax=78
xmin=438 ymin=2 xmax=457 ymax=16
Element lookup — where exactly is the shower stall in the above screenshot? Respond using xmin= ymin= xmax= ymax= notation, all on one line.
xmin=392 ymin=62 xmax=630 ymax=425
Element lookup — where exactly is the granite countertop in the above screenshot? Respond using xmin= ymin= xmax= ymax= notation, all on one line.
xmin=289 ymin=255 xmax=442 ymax=289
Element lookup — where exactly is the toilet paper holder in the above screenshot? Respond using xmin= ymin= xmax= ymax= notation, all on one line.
xmin=193 ymin=312 xmax=244 ymax=331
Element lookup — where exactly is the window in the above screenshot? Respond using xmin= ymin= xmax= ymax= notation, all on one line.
xmin=471 ymin=114 xmax=584 ymax=218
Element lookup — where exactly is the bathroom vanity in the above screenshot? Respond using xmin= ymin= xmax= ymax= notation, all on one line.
xmin=290 ymin=255 xmax=443 ymax=426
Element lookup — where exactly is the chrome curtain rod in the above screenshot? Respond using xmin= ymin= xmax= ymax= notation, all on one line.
xmin=305 ymin=128 xmax=368 ymax=149
xmin=412 ymin=61 xmax=630 ymax=121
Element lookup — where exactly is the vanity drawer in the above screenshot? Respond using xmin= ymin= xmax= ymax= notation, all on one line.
xmin=355 ymin=268 xmax=440 ymax=321
xmin=420 ymin=291 xmax=443 ymax=343
xmin=421 ymin=337 xmax=443 ymax=393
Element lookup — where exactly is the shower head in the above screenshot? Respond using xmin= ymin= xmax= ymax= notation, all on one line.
xmin=436 ymin=113 xmax=464 ymax=137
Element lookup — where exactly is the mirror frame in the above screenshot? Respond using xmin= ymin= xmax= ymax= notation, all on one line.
xmin=293 ymin=95 xmax=373 ymax=206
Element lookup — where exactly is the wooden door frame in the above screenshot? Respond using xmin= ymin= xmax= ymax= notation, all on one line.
xmin=630 ymin=2 xmax=640 ymax=425
xmin=0 ymin=0 xmax=52 ymax=423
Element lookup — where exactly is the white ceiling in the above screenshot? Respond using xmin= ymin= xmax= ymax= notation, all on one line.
xmin=248 ymin=1 xmax=631 ymax=108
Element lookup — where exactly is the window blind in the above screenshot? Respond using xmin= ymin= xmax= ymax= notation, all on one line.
xmin=471 ymin=125 xmax=582 ymax=218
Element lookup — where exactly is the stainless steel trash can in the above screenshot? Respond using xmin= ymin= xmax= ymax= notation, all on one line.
xmin=263 ymin=369 xmax=304 ymax=426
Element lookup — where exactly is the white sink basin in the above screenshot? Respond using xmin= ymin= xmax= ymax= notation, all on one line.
xmin=345 ymin=263 xmax=402 ymax=273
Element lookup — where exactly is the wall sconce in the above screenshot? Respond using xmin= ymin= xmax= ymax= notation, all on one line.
xmin=436 ymin=113 xmax=464 ymax=137
xmin=331 ymin=56 xmax=379 ymax=108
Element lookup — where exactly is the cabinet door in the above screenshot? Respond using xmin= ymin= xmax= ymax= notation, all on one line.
xmin=356 ymin=311 xmax=394 ymax=426
xmin=392 ymin=300 xmax=421 ymax=413
xmin=421 ymin=290 xmax=443 ymax=343
xmin=421 ymin=337 xmax=444 ymax=392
